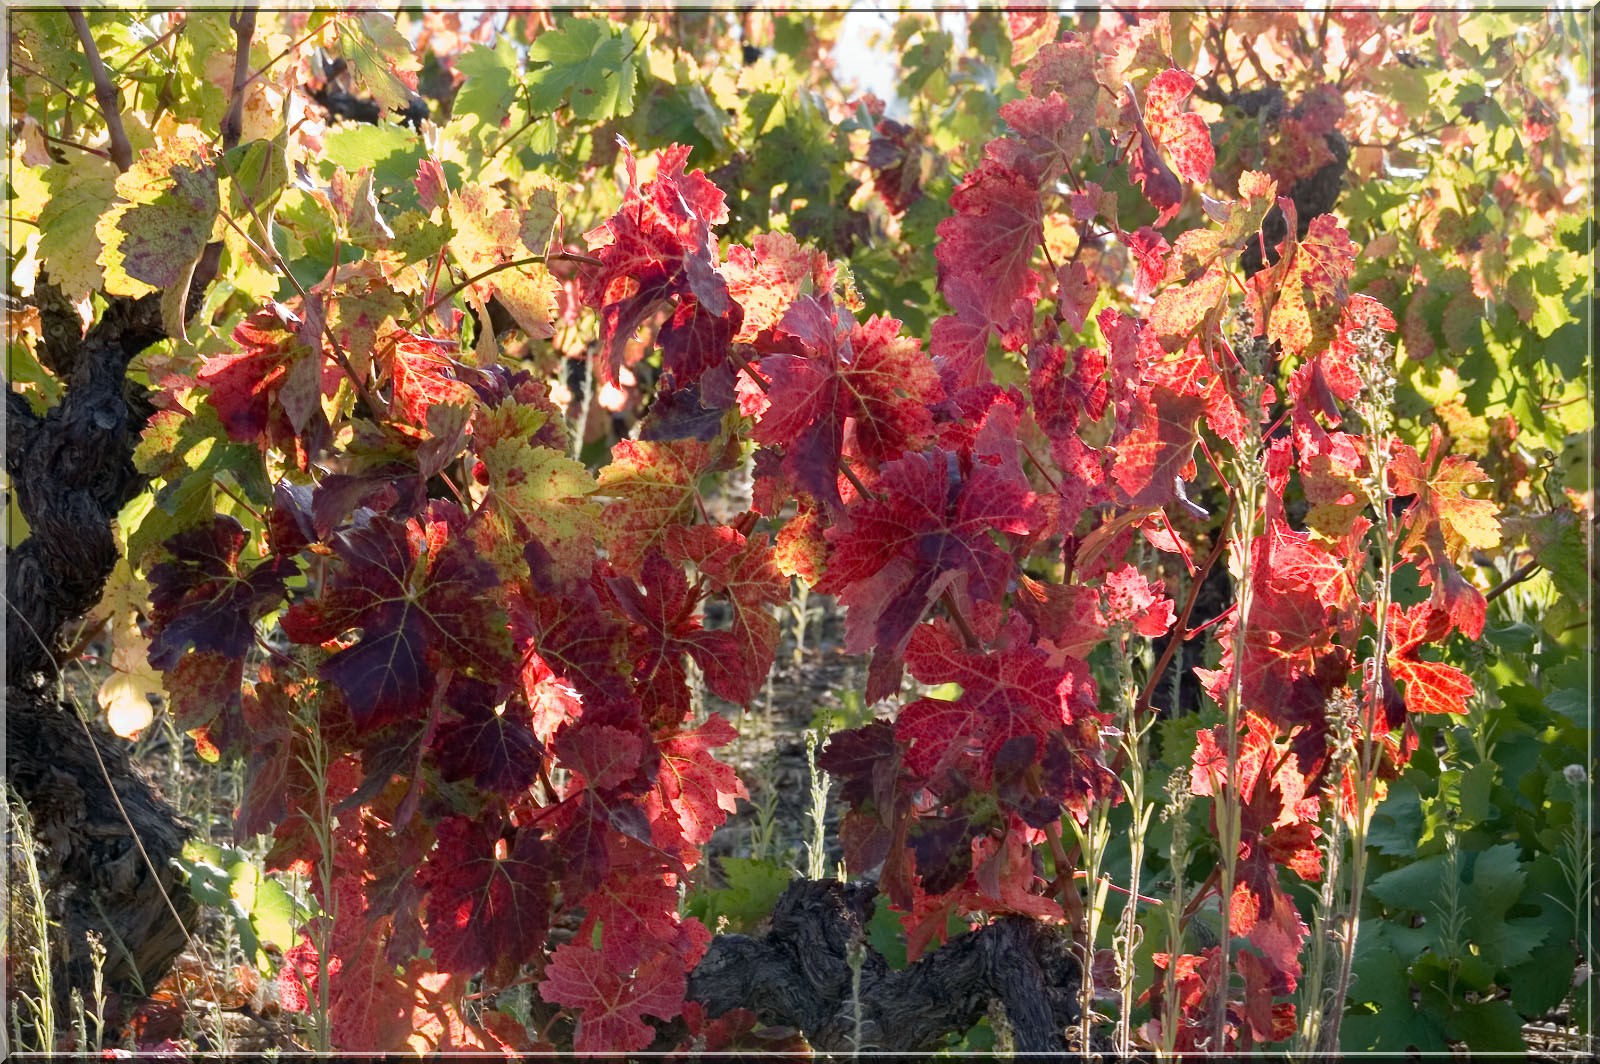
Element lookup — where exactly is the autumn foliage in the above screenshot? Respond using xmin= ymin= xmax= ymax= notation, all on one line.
xmin=7 ymin=5 xmax=1590 ymax=1057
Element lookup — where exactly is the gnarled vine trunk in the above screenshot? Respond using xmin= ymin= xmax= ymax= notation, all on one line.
xmin=688 ymin=879 xmax=1088 ymax=1054
xmin=6 ymin=288 xmax=197 ymax=1020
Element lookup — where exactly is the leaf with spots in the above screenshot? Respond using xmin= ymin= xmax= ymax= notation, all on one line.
xmin=597 ymin=436 xmax=726 ymax=571
xmin=95 ymin=126 xmax=219 ymax=335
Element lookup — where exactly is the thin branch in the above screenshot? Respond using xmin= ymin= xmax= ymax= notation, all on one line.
xmin=10 ymin=59 xmax=85 ymax=105
xmin=38 ymin=131 xmax=112 ymax=161
xmin=67 ymin=7 xmax=133 ymax=172
xmin=939 ymin=588 xmax=981 ymax=651
xmin=485 ymin=105 xmax=556 ymax=164
xmin=1135 ymin=492 xmax=1237 ymax=718
xmin=220 ymin=7 xmax=259 ymax=154
xmin=112 ymin=17 xmax=184 ymax=84
xmin=837 ymin=459 xmax=879 ymax=504
xmin=240 ymin=16 xmax=333 ymax=92
xmin=1484 ymin=559 xmax=1540 ymax=604
xmin=414 ymin=251 xmax=601 ymax=328
xmin=1020 ymin=439 xmax=1060 ymax=494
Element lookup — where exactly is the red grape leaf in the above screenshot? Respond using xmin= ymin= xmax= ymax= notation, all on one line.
xmin=1109 ymin=386 xmax=1205 ymax=508
xmin=556 ymin=720 xmax=648 ymax=793
xmin=1030 ymin=343 xmax=1108 ymax=441
xmin=1233 ymin=844 xmax=1309 ymax=992
xmin=198 ymin=301 xmax=340 ymax=454
xmin=820 ymin=448 xmax=1038 ymax=657
xmin=1127 ymin=226 xmax=1171 ymax=298
xmin=896 ymin=622 xmax=1104 ymax=791
xmin=597 ymin=437 xmax=725 ymax=572
xmin=1143 ymin=70 xmax=1214 ymax=185
xmin=509 ymin=579 xmax=632 ymax=725
xmin=1055 ymin=260 xmax=1097 ymax=332
xmin=935 ymin=147 xmax=1043 ymax=325
xmin=1386 ymin=602 xmax=1475 ymax=716
xmin=577 ymin=861 xmax=683 ymax=970
xmin=384 ymin=330 xmax=477 ymax=428
xmin=281 ymin=503 xmax=513 ymax=729
xmin=1101 ymin=564 xmax=1176 ymax=638
xmin=657 ymin=297 xmax=741 ymax=386
xmin=664 ymin=524 xmax=788 ymax=706
xmin=752 ymin=308 xmax=942 ymax=510
xmin=721 ymin=232 xmax=834 ymax=343
xmin=1148 ymin=264 xmax=1228 ymax=352
xmin=540 ymin=942 xmax=686 ymax=1053
xmin=840 ymin=315 xmax=945 ymax=466
xmin=430 ymin=680 xmax=543 ymax=795
xmin=583 ymin=142 xmax=731 ymax=382
xmin=602 ymin=550 xmax=704 ymax=725
xmin=649 ymin=713 xmax=748 ymax=855
xmin=417 ymin=818 xmax=550 ymax=974
xmin=147 ymin=516 xmax=294 ymax=670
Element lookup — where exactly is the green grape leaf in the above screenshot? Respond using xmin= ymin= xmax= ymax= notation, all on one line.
xmin=526 ymin=18 xmax=639 ymax=122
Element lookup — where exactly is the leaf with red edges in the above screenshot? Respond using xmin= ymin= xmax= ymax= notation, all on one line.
xmin=198 ymin=301 xmax=341 ymax=456
xmin=1389 ymin=426 xmax=1498 ymax=638
xmin=597 ymin=437 xmax=724 ymax=572
xmin=1120 ymin=90 xmax=1183 ymax=225
xmin=1148 ymin=264 xmax=1228 ymax=352
xmin=385 ymin=330 xmax=477 ymax=428
xmin=722 ymin=233 xmax=833 ymax=343
xmin=1263 ymin=214 xmax=1358 ymax=359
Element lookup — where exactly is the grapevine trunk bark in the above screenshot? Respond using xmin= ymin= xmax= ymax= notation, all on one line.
xmin=687 ymin=878 xmax=1087 ymax=1053
xmin=5 ymin=288 xmax=197 ymax=1020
